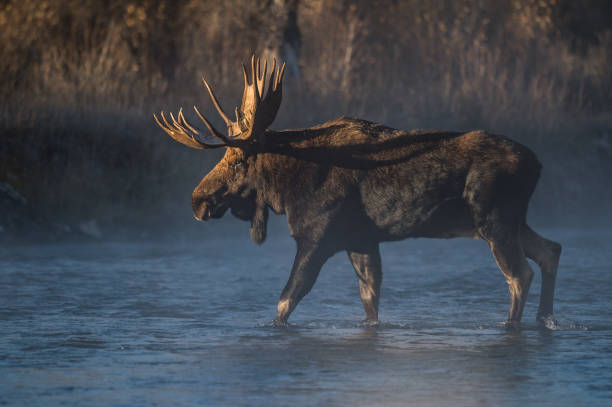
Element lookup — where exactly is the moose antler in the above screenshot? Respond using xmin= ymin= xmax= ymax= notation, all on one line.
xmin=154 ymin=55 xmax=286 ymax=150
xmin=153 ymin=108 xmax=242 ymax=149
xmin=239 ymin=55 xmax=286 ymax=141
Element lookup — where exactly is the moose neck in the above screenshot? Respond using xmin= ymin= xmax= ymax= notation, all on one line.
xmin=247 ymin=129 xmax=319 ymax=216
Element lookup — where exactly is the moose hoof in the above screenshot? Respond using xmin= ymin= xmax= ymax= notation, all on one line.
xmin=271 ymin=318 xmax=290 ymax=328
xmin=536 ymin=312 xmax=552 ymax=322
xmin=501 ymin=320 xmax=521 ymax=331
xmin=362 ymin=319 xmax=379 ymax=328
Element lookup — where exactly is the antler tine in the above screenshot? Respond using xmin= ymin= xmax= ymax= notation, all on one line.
xmin=242 ymin=64 xmax=249 ymax=87
xmin=178 ymin=108 xmax=199 ymax=134
xmin=160 ymin=111 xmax=174 ymax=131
xmin=193 ymin=106 xmax=242 ymax=146
xmin=275 ymin=62 xmax=287 ymax=91
xmin=154 ymin=112 xmax=176 ymax=140
xmin=202 ymin=77 xmax=231 ymax=127
xmin=153 ymin=112 xmax=172 ymax=135
xmin=250 ymin=55 xmax=260 ymax=102
xmin=270 ymin=58 xmax=277 ymax=78
xmin=154 ymin=111 xmax=224 ymax=150
xmin=170 ymin=111 xmax=200 ymax=144
xmin=257 ymin=59 xmax=267 ymax=99
xmin=173 ymin=112 xmax=219 ymax=149
xmin=264 ymin=59 xmax=277 ymax=98
xmin=169 ymin=111 xmax=185 ymax=133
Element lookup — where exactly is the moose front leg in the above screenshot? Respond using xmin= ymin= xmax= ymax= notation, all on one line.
xmin=347 ymin=245 xmax=382 ymax=322
xmin=275 ymin=242 xmax=330 ymax=324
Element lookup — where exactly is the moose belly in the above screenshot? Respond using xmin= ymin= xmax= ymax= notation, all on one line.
xmin=367 ymin=196 xmax=478 ymax=241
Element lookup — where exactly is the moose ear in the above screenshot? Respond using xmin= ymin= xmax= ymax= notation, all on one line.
xmin=250 ymin=199 xmax=269 ymax=245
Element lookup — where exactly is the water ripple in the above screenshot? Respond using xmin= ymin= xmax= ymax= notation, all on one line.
xmin=1 ymin=229 xmax=611 ymax=406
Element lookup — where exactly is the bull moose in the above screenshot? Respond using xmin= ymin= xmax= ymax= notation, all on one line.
xmin=154 ymin=56 xmax=561 ymax=327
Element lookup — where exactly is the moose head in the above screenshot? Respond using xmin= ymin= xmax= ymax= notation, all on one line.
xmin=154 ymin=56 xmax=286 ymax=244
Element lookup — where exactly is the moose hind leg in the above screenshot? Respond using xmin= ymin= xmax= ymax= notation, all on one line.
xmin=275 ymin=242 xmax=330 ymax=324
xmin=521 ymin=224 xmax=561 ymax=321
xmin=482 ymin=226 xmax=534 ymax=324
xmin=347 ymin=245 xmax=382 ymax=322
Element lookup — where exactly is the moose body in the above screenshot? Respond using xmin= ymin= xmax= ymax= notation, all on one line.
xmin=156 ymin=56 xmax=561 ymax=326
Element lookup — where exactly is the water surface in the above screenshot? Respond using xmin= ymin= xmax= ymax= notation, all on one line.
xmin=1 ymin=228 xmax=611 ymax=406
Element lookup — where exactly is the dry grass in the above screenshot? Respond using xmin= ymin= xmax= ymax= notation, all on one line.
xmin=1 ymin=0 xmax=611 ymax=230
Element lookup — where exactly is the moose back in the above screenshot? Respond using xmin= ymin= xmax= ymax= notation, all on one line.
xmin=155 ymin=56 xmax=561 ymax=326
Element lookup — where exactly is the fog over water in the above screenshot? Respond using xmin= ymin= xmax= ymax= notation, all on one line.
xmin=2 ymin=1 xmax=612 ymax=405
xmin=1 ymin=228 xmax=611 ymax=406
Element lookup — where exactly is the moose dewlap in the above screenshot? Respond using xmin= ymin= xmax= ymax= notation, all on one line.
xmin=155 ymin=55 xmax=561 ymax=326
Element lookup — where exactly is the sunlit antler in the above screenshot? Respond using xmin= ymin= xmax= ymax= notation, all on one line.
xmin=239 ymin=55 xmax=286 ymax=140
xmin=201 ymin=78 xmax=231 ymax=128
xmin=153 ymin=108 xmax=243 ymax=150
xmin=155 ymin=54 xmax=286 ymax=149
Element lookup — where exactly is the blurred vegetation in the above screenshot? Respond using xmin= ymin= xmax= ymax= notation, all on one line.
xmin=1 ymin=0 xmax=611 ymax=235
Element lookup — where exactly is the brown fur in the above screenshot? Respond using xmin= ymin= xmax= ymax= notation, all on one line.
xmin=189 ymin=117 xmax=560 ymax=326
xmin=157 ymin=59 xmax=560 ymax=327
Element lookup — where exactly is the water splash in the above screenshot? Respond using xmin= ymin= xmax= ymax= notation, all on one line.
xmin=540 ymin=315 xmax=589 ymax=331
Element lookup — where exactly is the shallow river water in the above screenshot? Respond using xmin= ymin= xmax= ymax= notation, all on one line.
xmin=1 ymin=228 xmax=611 ymax=406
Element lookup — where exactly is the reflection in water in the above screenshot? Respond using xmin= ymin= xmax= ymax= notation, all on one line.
xmin=1 ymin=229 xmax=611 ymax=406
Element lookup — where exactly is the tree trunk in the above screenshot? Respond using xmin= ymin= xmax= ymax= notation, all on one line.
xmin=262 ymin=0 xmax=301 ymax=78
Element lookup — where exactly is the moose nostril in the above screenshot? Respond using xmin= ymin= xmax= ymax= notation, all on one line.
xmin=192 ymin=197 xmax=207 ymax=220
